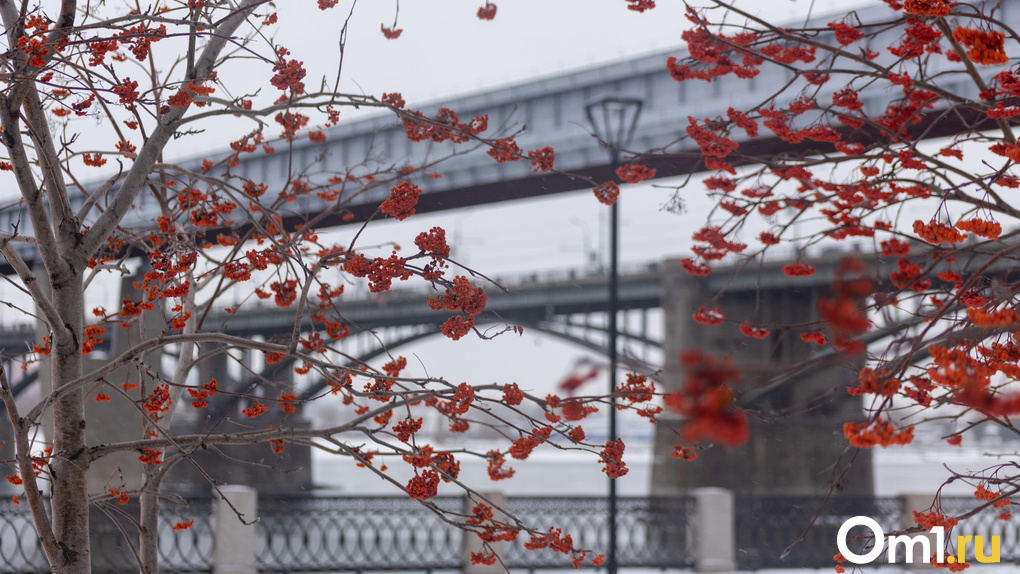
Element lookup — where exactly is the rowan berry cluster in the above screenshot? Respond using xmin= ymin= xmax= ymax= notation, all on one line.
xmin=380 ymin=181 xmax=421 ymax=220
xmin=509 ymin=427 xmax=552 ymax=460
xmin=952 ymin=27 xmax=1007 ymax=65
xmin=427 ymin=276 xmax=488 ymax=340
xmin=599 ymin=438 xmax=628 ymax=478
xmin=406 ymin=470 xmax=439 ymax=500
xmin=843 ymin=418 xmax=914 ymax=448
xmin=477 ymin=3 xmax=497 ymax=20
xmin=665 ymin=350 xmax=748 ymax=446
xmin=188 ymin=380 xmax=218 ymax=409
xmin=486 ymin=450 xmax=515 ymax=480
xmin=615 ymin=163 xmax=656 ymax=183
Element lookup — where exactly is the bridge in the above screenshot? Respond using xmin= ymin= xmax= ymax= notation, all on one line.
xmin=0 ymin=4 xmax=1014 ymax=570
xmin=0 ymin=0 xmax=1002 ymax=401
xmin=0 ymin=262 xmax=669 ymax=405
xmin=0 ymin=251 xmax=886 ymax=399
xmin=0 ymin=1 xmax=1011 ymax=265
xmin=0 ymin=230 xmax=985 ymax=498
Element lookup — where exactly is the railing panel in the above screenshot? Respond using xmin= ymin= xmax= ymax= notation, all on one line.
xmin=91 ymin=497 xmax=215 ymax=574
xmin=254 ymin=496 xmax=463 ymax=573
xmin=941 ymin=496 xmax=1020 ymax=563
xmin=735 ymin=495 xmax=903 ymax=570
xmin=502 ymin=496 xmax=695 ymax=569
xmin=0 ymin=500 xmax=47 ymax=574
xmin=158 ymin=497 xmax=215 ymax=573
xmin=0 ymin=496 xmax=214 ymax=574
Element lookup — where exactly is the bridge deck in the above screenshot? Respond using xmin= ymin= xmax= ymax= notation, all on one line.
xmin=0 ymin=2 xmax=1012 ymax=264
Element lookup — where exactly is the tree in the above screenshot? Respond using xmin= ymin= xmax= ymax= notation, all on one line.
xmin=658 ymin=0 xmax=1020 ymax=566
xmin=0 ymin=2 xmax=672 ymax=573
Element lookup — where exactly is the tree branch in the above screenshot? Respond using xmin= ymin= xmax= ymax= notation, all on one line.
xmin=80 ymin=0 xmax=264 ymax=265
xmin=0 ymin=362 xmax=61 ymax=567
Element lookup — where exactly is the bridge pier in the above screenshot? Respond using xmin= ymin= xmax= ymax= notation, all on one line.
xmin=86 ymin=268 xmax=164 ymax=494
xmin=30 ymin=261 xmax=163 ymax=493
xmin=165 ymin=347 xmax=312 ymax=496
xmin=652 ymin=258 xmax=873 ymax=496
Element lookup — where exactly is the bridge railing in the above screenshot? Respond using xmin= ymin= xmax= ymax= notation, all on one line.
xmin=255 ymin=495 xmax=696 ymax=572
xmin=256 ymin=495 xmax=464 ymax=572
xmin=0 ymin=494 xmax=693 ymax=573
xmin=0 ymin=492 xmax=1014 ymax=572
xmin=941 ymin=496 xmax=1020 ymax=563
xmin=735 ymin=495 xmax=904 ymax=570
xmin=500 ymin=496 xmax=695 ymax=570
xmin=0 ymin=496 xmax=215 ymax=574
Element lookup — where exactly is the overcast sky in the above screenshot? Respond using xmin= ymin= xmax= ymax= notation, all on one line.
xmin=275 ymin=0 xmax=873 ymax=107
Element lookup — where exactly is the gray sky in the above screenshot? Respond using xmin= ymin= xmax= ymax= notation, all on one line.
xmin=277 ymin=0 xmax=872 ymax=106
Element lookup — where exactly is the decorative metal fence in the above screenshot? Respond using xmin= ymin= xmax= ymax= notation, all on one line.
xmin=734 ymin=495 xmax=903 ymax=570
xmin=502 ymin=497 xmax=695 ymax=570
xmin=0 ymin=500 xmax=45 ymax=573
xmin=2 ymin=493 xmax=1017 ymax=572
xmin=256 ymin=496 xmax=465 ymax=572
xmin=735 ymin=495 xmax=1020 ymax=569
xmin=0 ymin=496 xmax=215 ymax=574
xmin=0 ymin=495 xmax=693 ymax=573
xmin=941 ymin=496 xmax=1020 ymax=563
xmin=254 ymin=496 xmax=695 ymax=573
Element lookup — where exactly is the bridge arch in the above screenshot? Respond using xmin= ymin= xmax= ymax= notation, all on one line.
xmin=290 ymin=318 xmax=662 ymax=401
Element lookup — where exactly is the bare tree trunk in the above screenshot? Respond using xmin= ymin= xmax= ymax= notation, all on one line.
xmin=50 ymin=275 xmax=90 ymax=574
xmin=139 ymin=468 xmax=163 ymax=574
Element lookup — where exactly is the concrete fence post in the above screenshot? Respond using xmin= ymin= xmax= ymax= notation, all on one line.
xmin=462 ymin=492 xmax=506 ymax=574
xmin=214 ymin=485 xmax=258 ymax=574
xmin=692 ymin=487 xmax=736 ymax=571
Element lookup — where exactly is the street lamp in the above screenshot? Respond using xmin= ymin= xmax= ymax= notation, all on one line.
xmin=585 ymin=95 xmax=642 ymax=574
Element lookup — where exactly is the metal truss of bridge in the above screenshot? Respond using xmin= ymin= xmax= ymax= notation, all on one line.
xmin=224 ymin=264 xmax=665 ymax=396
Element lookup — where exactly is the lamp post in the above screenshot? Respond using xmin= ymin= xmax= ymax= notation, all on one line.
xmin=585 ymin=96 xmax=642 ymax=574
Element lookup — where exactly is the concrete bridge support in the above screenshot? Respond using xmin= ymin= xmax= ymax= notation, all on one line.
xmin=86 ymin=269 xmax=164 ymax=494
xmin=30 ymin=261 xmax=162 ymax=493
xmin=651 ymin=258 xmax=873 ymax=496
xmin=165 ymin=344 xmax=312 ymax=496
